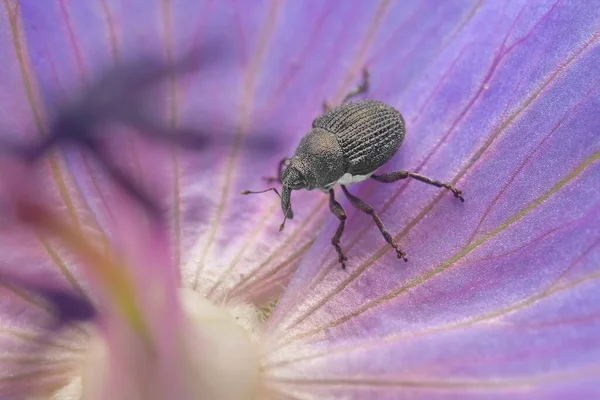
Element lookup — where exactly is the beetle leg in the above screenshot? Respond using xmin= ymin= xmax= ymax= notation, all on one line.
xmin=262 ymin=157 xmax=288 ymax=184
xmin=341 ymin=185 xmax=408 ymax=262
xmin=371 ymin=170 xmax=464 ymax=202
xmin=328 ymin=189 xmax=348 ymax=269
xmin=341 ymin=67 xmax=370 ymax=104
xmin=322 ymin=67 xmax=370 ymax=112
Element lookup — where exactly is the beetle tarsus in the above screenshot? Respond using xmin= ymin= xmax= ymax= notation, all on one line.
xmin=399 ymin=251 xmax=408 ymax=262
xmin=448 ymin=187 xmax=464 ymax=202
xmin=339 ymin=255 xmax=347 ymax=270
xmin=328 ymin=189 xmax=348 ymax=269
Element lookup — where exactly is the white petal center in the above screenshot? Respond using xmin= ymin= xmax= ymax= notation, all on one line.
xmin=52 ymin=288 xmax=262 ymax=400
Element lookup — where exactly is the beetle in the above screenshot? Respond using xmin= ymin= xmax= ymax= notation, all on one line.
xmin=243 ymin=69 xmax=464 ymax=269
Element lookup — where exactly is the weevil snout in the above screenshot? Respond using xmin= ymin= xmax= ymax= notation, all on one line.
xmin=281 ymin=185 xmax=294 ymax=220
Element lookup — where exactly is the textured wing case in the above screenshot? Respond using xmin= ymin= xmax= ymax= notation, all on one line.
xmin=312 ymin=100 xmax=405 ymax=175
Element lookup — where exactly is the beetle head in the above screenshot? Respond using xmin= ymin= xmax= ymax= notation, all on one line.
xmin=281 ymin=160 xmax=308 ymax=190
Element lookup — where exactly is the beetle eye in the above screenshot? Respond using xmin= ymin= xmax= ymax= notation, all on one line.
xmin=288 ymin=177 xmax=305 ymax=190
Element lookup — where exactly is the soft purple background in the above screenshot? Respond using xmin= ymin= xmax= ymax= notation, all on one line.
xmin=0 ymin=0 xmax=598 ymax=399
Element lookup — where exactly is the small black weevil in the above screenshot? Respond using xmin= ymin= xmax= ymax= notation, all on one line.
xmin=243 ymin=69 xmax=463 ymax=269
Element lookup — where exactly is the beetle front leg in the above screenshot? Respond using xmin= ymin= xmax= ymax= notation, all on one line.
xmin=371 ymin=170 xmax=464 ymax=202
xmin=328 ymin=189 xmax=348 ymax=269
xmin=322 ymin=67 xmax=370 ymax=112
xmin=341 ymin=185 xmax=408 ymax=262
xmin=262 ymin=157 xmax=288 ymax=184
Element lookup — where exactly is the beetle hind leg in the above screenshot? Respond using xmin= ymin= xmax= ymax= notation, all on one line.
xmin=341 ymin=185 xmax=408 ymax=263
xmin=371 ymin=170 xmax=464 ymax=202
xmin=341 ymin=67 xmax=370 ymax=104
xmin=328 ymin=189 xmax=349 ymax=269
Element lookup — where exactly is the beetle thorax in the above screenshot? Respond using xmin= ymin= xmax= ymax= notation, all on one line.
xmin=288 ymin=128 xmax=346 ymax=190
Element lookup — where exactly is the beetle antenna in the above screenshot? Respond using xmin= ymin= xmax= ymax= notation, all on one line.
xmin=241 ymin=187 xmax=281 ymax=198
xmin=241 ymin=188 xmax=292 ymax=232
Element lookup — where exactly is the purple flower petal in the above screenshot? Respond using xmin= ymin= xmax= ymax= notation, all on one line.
xmin=2 ymin=1 xmax=267 ymax=396
xmin=261 ymin=1 xmax=600 ymax=398
xmin=1 ymin=0 xmax=598 ymax=399
xmin=0 ymin=5 xmax=99 ymax=394
xmin=16 ymin=0 xmax=301 ymax=305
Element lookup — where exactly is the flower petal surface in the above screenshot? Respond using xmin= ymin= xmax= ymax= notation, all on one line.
xmin=1 ymin=1 xmax=599 ymax=399
xmin=263 ymin=2 xmax=600 ymax=399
